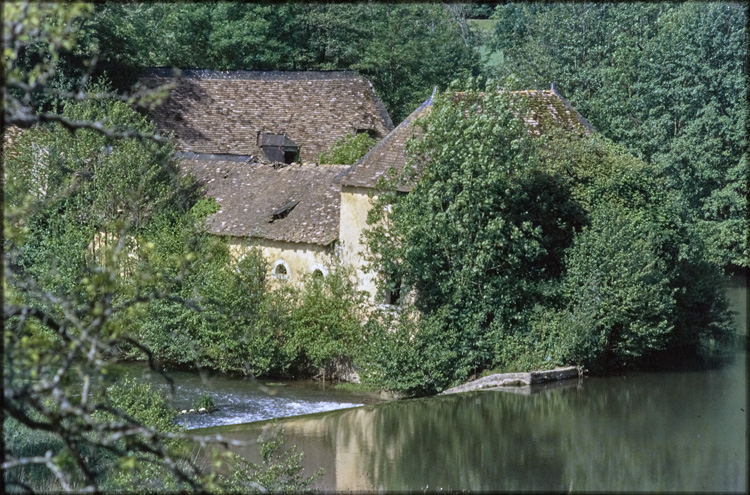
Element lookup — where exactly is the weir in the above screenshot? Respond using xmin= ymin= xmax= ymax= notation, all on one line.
xmin=440 ymin=366 xmax=581 ymax=395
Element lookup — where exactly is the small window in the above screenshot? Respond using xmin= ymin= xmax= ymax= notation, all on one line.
xmin=310 ymin=263 xmax=328 ymax=278
xmin=384 ymin=287 xmax=401 ymax=306
xmin=383 ymin=272 xmax=401 ymax=306
xmin=356 ymin=128 xmax=379 ymax=139
xmin=272 ymin=260 xmax=290 ymax=280
xmin=283 ymin=149 xmax=299 ymax=164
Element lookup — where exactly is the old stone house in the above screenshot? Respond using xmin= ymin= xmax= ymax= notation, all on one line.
xmin=143 ymin=69 xmax=394 ymax=283
xmin=146 ymin=69 xmax=593 ymax=298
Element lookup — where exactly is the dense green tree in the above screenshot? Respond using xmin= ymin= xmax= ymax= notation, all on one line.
xmin=360 ymin=83 xmax=733 ymax=394
xmin=488 ymin=2 xmax=747 ymax=267
xmin=362 ymin=83 xmax=587 ymax=392
xmin=279 ymin=264 xmax=367 ymax=378
xmin=3 ymin=6 xmax=318 ymax=490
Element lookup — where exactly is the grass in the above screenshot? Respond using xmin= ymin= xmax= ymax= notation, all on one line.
xmin=467 ymin=19 xmax=504 ymax=70
xmin=332 ymin=382 xmax=382 ymax=393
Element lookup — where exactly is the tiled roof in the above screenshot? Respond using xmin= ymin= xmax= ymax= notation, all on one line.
xmin=507 ymin=88 xmax=594 ymax=137
xmin=342 ymin=89 xmax=593 ymax=190
xmin=184 ymin=158 xmax=348 ymax=246
xmin=341 ymin=96 xmax=432 ymax=191
xmin=142 ymin=69 xmax=394 ymax=162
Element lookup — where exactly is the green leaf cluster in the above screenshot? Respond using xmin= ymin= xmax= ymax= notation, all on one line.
xmin=487 ymin=2 xmax=747 ymax=267
xmin=278 ymin=263 xmax=367 ymax=378
xmin=360 ymin=84 xmax=734 ymax=395
xmin=318 ymin=132 xmax=377 ymax=165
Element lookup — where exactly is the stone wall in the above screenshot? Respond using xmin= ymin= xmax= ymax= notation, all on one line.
xmin=228 ymin=237 xmax=334 ymax=285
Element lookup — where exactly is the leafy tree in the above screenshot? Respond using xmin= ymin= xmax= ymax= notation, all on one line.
xmin=280 ymin=263 xmax=367 ymax=378
xmin=488 ymin=2 xmax=747 ymax=267
xmin=3 ymin=5 xmax=317 ymax=491
xmin=361 ymin=83 xmax=733 ymax=394
xmin=317 ymin=132 xmax=376 ymax=164
xmin=362 ymin=83 xmax=586 ymax=392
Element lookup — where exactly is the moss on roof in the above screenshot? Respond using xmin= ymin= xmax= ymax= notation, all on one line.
xmin=342 ymin=89 xmax=593 ymax=190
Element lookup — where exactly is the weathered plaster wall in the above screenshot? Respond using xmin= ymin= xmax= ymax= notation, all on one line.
xmin=228 ymin=237 xmax=333 ymax=285
xmin=339 ymin=185 xmax=379 ymax=301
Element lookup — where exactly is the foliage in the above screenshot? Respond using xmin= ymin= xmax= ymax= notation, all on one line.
xmin=98 ymin=377 xmax=189 ymax=492
xmin=131 ymin=245 xmax=287 ymax=377
xmin=554 ymin=206 xmax=676 ymax=370
xmin=358 ymin=307 xmax=462 ymax=397
xmin=362 ymin=82 xmax=586 ymax=391
xmin=280 ymin=263 xmax=367 ymax=378
xmin=3 ymin=10 xmax=314 ymax=487
xmin=487 ymin=2 xmax=747 ymax=267
xmin=538 ymin=132 xmax=735 ymax=368
xmin=362 ymin=83 xmax=734 ymax=394
xmin=219 ymin=428 xmax=323 ymax=493
xmin=3 ymin=92 xmax=215 ymax=490
xmin=317 ymin=132 xmax=377 ymax=165
xmin=195 ymin=394 xmax=216 ymax=412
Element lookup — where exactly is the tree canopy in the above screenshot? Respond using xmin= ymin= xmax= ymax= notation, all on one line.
xmin=360 ymin=82 xmax=734 ymax=394
xmin=487 ymin=2 xmax=747 ymax=267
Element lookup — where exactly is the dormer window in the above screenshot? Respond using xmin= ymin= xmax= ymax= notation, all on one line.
xmin=257 ymin=132 xmax=300 ymax=164
xmin=268 ymin=200 xmax=299 ymax=223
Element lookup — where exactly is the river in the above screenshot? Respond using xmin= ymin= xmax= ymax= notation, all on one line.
xmin=118 ymin=275 xmax=747 ymax=492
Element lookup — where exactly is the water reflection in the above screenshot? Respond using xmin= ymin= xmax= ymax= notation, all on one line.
xmin=204 ymin=352 xmax=746 ymax=492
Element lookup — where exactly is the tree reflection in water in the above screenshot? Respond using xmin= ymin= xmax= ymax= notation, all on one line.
xmin=208 ymin=352 xmax=746 ymax=492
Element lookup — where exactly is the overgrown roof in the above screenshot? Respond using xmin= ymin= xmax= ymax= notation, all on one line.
xmin=341 ymin=95 xmax=432 ymax=192
xmin=142 ymin=69 xmax=394 ymax=163
xmin=184 ymin=158 xmax=347 ymax=246
xmin=342 ymin=88 xmax=593 ymax=191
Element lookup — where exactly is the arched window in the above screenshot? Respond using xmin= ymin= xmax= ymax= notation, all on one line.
xmin=310 ymin=264 xmax=328 ymax=279
xmin=272 ymin=260 xmax=290 ymax=280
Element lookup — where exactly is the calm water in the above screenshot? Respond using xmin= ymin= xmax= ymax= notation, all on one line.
xmin=196 ymin=350 xmax=746 ymax=492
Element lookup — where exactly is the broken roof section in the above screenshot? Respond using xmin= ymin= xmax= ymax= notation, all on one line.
xmin=342 ymin=88 xmax=593 ymax=191
xmin=184 ymin=159 xmax=348 ymax=246
xmin=142 ymin=69 xmax=394 ymax=163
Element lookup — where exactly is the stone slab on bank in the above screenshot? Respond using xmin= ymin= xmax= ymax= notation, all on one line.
xmin=440 ymin=366 xmax=580 ymax=395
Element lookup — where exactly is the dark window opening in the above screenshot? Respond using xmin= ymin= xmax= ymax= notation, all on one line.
xmin=383 ymin=273 xmax=402 ymax=306
xmin=312 ymin=269 xmax=324 ymax=279
xmin=269 ymin=199 xmax=299 ymax=223
xmin=283 ymin=149 xmax=299 ymax=164
xmin=258 ymin=132 xmax=300 ymax=164
xmin=356 ymin=128 xmax=379 ymax=139
xmin=274 ymin=263 xmax=288 ymax=276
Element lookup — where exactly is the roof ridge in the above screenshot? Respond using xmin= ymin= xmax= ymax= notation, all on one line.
xmin=142 ymin=68 xmax=369 ymax=81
